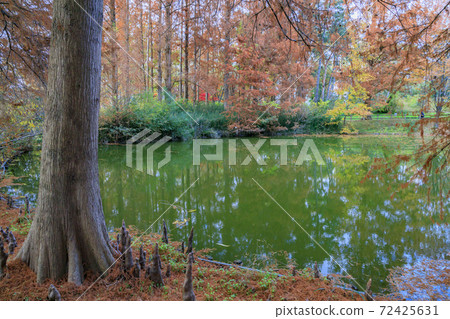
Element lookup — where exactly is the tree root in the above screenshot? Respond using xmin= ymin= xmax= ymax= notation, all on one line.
xmin=180 ymin=241 xmax=185 ymax=254
xmin=162 ymin=220 xmax=169 ymax=244
xmin=8 ymin=231 xmax=16 ymax=255
xmin=47 ymin=284 xmax=61 ymax=301
xmin=132 ymin=258 xmax=141 ymax=278
xmin=0 ymin=243 xmax=8 ymax=279
xmin=365 ymin=278 xmax=374 ymax=301
xmin=139 ymin=245 xmax=146 ymax=269
xmin=183 ymin=252 xmax=196 ymax=301
xmin=186 ymin=227 xmax=194 ymax=254
xmin=0 ymin=227 xmax=8 ymax=242
xmin=146 ymin=243 xmax=164 ymax=286
xmin=314 ymin=261 xmax=321 ymax=279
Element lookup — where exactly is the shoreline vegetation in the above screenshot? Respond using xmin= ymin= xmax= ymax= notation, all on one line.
xmin=97 ymin=95 xmax=432 ymax=144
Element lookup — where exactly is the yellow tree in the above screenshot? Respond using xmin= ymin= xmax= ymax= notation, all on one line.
xmin=327 ymin=32 xmax=372 ymax=128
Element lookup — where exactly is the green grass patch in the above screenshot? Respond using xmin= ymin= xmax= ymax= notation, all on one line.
xmin=348 ymin=118 xmax=416 ymax=134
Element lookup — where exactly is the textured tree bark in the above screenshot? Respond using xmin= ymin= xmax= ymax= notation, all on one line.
xmin=17 ymin=0 xmax=115 ymax=285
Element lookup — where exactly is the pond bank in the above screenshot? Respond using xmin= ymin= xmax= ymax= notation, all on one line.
xmin=0 ymin=196 xmax=390 ymax=301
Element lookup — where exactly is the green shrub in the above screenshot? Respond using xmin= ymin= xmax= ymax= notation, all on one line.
xmin=99 ymin=91 xmax=343 ymax=143
xmin=99 ymin=94 xmax=230 ymax=143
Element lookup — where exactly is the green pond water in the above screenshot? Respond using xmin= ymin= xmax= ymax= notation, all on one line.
xmin=5 ymin=136 xmax=449 ymax=293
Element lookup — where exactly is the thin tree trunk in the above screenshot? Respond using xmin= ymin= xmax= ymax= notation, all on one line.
xmin=326 ymin=76 xmax=334 ymax=101
xmin=184 ymin=0 xmax=189 ymax=100
xmin=193 ymin=0 xmax=199 ymax=102
xmin=125 ymin=0 xmax=131 ymax=101
xmin=157 ymin=1 xmax=163 ymax=100
xmin=321 ymin=57 xmax=329 ymax=101
xmin=206 ymin=49 xmax=209 ymax=104
xmin=139 ymin=0 xmax=146 ymax=91
xmin=179 ymin=4 xmax=183 ymax=100
xmin=223 ymin=0 xmax=232 ymax=109
xmin=164 ymin=0 xmax=173 ymax=96
xmin=109 ymin=0 xmax=119 ymax=109
xmin=149 ymin=0 xmax=154 ymax=95
xmin=17 ymin=0 xmax=115 ymax=285
xmin=314 ymin=57 xmax=322 ymax=103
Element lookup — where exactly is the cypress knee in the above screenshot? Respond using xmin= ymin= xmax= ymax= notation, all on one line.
xmin=186 ymin=227 xmax=194 ymax=254
xmin=183 ymin=252 xmax=196 ymax=301
xmin=148 ymin=243 xmax=164 ymax=286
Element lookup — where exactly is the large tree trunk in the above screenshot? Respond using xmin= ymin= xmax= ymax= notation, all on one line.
xmin=17 ymin=0 xmax=115 ymax=285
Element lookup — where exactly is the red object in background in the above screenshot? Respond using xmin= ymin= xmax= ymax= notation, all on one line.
xmin=199 ymin=92 xmax=219 ymax=102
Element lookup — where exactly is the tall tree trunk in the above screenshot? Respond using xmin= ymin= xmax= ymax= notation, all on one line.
xmin=109 ymin=0 xmax=119 ymax=109
xmin=164 ymin=0 xmax=173 ymax=96
xmin=139 ymin=0 xmax=146 ymax=91
xmin=321 ymin=57 xmax=329 ymax=101
xmin=179 ymin=5 xmax=183 ymax=100
xmin=326 ymin=76 xmax=334 ymax=101
xmin=149 ymin=0 xmax=154 ymax=95
xmin=314 ymin=57 xmax=322 ymax=103
xmin=184 ymin=0 xmax=189 ymax=100
xmin=206 ymin=49 xmax=209 ymax=104
xmin=193 ymin=0 xmax=199 ymax=102
xmin=17 ymin=0 xmax=115 ymax=285
xmin=223 ymin=0 xmax=232 ymax=109
xmin=157 ymin=1 xmax=163 ymax=100
xmin=125 ymin=0 xmax=131 ymax=101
